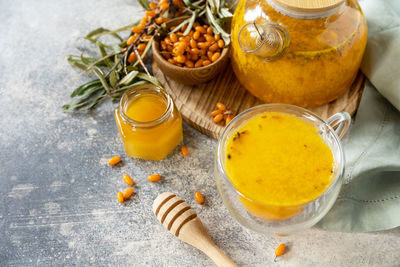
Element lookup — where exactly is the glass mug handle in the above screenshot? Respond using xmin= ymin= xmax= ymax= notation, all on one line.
xmin=325 ymin=112 xmax=351 ymax=139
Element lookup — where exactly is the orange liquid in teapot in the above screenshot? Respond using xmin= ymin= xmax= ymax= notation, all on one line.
xmin=231 ymin=0 xmax=367 ymax=107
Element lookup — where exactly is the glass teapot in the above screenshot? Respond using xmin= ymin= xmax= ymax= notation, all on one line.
xmin=230 ymin=0 xmax=367 ymax=107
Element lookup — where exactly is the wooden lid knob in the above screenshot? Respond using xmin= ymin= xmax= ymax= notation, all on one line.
xmin=272 ymin=0 xmax=345 ymax=13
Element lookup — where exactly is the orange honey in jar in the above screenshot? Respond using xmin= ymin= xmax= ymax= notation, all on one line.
xmin=114 ymin=84 xmax=183 ymax=160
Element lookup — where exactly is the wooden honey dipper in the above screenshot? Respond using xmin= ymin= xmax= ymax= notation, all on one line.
xmin=153 ymin=192 xmax=238 ymax=267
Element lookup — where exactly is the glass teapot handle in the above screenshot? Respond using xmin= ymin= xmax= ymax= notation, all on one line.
xmin=238 ymin=21 xmax=289 ymax=61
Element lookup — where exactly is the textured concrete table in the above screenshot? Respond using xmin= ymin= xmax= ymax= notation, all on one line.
xmin=0 ymin=0 xmax=399 ymax=266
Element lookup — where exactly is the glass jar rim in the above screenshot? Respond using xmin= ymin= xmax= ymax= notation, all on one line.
xmin=216 ymin=103 xmax=345 ymax=207
xmin=118 ymin=83 xmax=173 ymax=129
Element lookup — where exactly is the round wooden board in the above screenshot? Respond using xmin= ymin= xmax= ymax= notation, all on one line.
xmin=153 ymin=62 xmax=365 ymax=139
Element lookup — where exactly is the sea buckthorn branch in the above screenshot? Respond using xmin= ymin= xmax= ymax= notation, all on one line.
xmin=64 ymin=0 xmax=232 ymax=111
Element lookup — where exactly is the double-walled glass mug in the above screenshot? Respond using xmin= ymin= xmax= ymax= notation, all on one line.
xmin=215 ymin=104 xmax=351 ymax=235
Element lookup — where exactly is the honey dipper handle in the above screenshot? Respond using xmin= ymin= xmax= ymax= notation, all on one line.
xmin=179 ymin=218 xmax=238 ymax=267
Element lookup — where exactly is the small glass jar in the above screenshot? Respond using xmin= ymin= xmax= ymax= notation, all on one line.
xmin=215 ymin=104 xmax=350 ymax=235
xmin=115 ymin=84 xmax=183 ymax=161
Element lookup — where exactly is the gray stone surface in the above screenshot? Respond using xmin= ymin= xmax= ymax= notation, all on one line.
xmin=0 ymin=0 xmax=399 ymax=266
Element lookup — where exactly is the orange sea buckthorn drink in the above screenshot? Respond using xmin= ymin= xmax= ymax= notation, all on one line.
xmin=215 ymin=104 xmax=350 ymax=235
xmin=115 ymin=84 xmax=182 ymax=160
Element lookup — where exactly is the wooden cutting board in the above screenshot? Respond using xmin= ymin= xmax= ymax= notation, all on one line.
xmin=153 ymin=62 xmax=365 ymax=139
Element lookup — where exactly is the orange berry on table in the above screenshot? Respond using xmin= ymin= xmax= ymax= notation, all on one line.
xmin=181 ymin=145 xmax=189 ymax=156
xmin=225 ymin=115 xmax=234 ymax=126
xmin=194 ymin=191 xmax=204 ymax=204
xmin=117 ymin=192 xmax=124 ymax=203
xmin=213 ymin=113 xmax=224 ymax=123
xmin=108 ymin=156 xmax=121 ymax=166
xmin=123 ymin=188 xmax=134 ymax=199
xmin=211 ymin=109 xmax=222 ymax=117
xmin=274 ymin=243 xmax=286 ymax=261
xmin=216 ymin=102 xmax=227 ymax=111
xmin=148 ymin=174 xmax=162 ymax=182
xmin=123 ymin=174 xmax=135 ymax=186
xmin=128 ymin=52 xmax=137 ymax=64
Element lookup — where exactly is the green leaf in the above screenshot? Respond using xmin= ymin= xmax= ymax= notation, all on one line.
xmin=206 ymin=5 xmax=231 ymax=44
xmin=183 ymin=0 xmax=203 ymax=9
xmin=85 ymin=27 xmax=123 ymax=41
xmin=171 ymin=18 xmax=191 ymax=33
xmin=137 ymin=0 xmax=150 ymax=10
xmin=118 ymin=70 xmax=139 ymax=85
xmin=70 ymin=79 xmax=101 ymax=97
xmin=183 ymin=11 xmax=197 ymax=36
xmin=137 ymin=73 xmax=161 ymax=86
xmin=109 ymin=70 xmax=117 ymax=88
xmin=92 ymin=67 xmax=111 ymax=94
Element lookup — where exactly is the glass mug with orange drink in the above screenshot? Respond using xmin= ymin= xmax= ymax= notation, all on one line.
xmin=215 ymin=104 xmax=350 ymax=235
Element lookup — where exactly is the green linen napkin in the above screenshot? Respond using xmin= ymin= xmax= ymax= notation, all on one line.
xmin=317 ymin=0 xmax=400 ymax=232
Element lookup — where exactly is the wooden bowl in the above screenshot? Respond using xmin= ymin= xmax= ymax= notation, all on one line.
xmin=152 ymin=17 xmax=230 ymax=85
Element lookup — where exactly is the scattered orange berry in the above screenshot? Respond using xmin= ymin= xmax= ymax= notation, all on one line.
xmin=108 ymin=156 xmax=121 ymax=166
xmin=181 ymin=145 xmax=189 ymax=157
xmin=117 ymin=192 xmax=124 ymax=203
xmin=123 ymin=188 xmax=134 ymax=199
xmin=123 ymin=174 xmax=134 ymax=186
xmin=274 ymin=243 xmax=286 ymax=261
xmin=194 ymin=191 xmax=204 ymax=204
xmin=148 ymin=174 xmax=162 ymax=182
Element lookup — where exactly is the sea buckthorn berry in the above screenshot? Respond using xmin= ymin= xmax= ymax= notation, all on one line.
xmin=182 ymin=23 xmax=188 ymax=32
xmin=195 ymin=26 xmax=206 ymax=34
xmin=190 ymin=53 xmax=199 ymax=61
xmin=155 ymin=17 xmax=164 ymax=24
xmin=274 ymin=243 xmax=286 ymax=261
xmin=137 ymin=43 xmax=146 ymax=51
xmin=127 ymin=35 xmax=136 ymax=46
xmin=194 ymin=191 xmax=204 ymax=204
xmin=181 ymin=145 xmax=189 ymax=156
xmin=207 ymin=51 xmax=213 ymax=60
xmin=131 ymin=25 xmax=144 ymax=33
xmin=162 ymin=53 xmax=171 ymax=60
xmin=150 ymin=2 xmax=157 ymax=8
xmin=203 ymin=60 xmax=211 ymax=66
xmin=164 ymin=37 xmax=171 ymax=45
xmin=117 ymin=192 xmax=124 ymax=203
xmin=190 ymin=48 xmax=201 ymax=55
xmin=214 ymin=34 xmax=220 ymax=41
xmin=211 ymin=109 xmax=222 ymax=117
xmin=160 ymin=3 xmax=169 ymax=10
xmin=123 ymin=188 xmax=134 ymax=199
xmin=108 ymin=156 xmax=121 ymax=166
xmin=193 ymin=31 xmax=200 ymax=40
xmin=225 ymin=115 xmax=234 ymax=126
xmin=193 ymin=22 xmax=200 ymax=27
xmin=173 ymin=46 xmax=185 ymax=56
xmin=213 ymin=113 xmax=223 ymax=123
xmin=189 ymin=39 xmax=197 ymax=48
xmin=185 ymin=60 xmax=194 ymax=68
xmin=123 ymin=174 xmax=134 ymax=186
xmin=176 ymin=55 xmax=186 ymax=63
xmin=145 ymin=10 xmax=156 ymax=18
xmin=207 ymin=26 xmax=213 ymax=35
xmin=170 ymin=32 xmax=178 ymax=43
xmin=197 ymin=42 xmax=208 ymax=49
xmin=204 ymin=34 xmax=214 ymax=42
xmin=211 ymin=52 xmax=221 ymax=62
xmin=216 ymin=102 xmax=226 ymax=111
xmin=128 ymin=52 xmax=137 ymax=63
xmin=209 ymin=43 xmax=219 ymax=52
xmin=195 ymin=59 xmax=204 ymax=68
xmin=148 ymin=174 xmax=162 ymax=182
xmin=217 ymin=39 xmax=225 ymax=48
